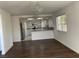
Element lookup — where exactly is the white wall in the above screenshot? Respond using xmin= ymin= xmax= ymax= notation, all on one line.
xmin=53 ymin=2 xmax=79 ymax=54
xmin=48 ymin=18 xmax=54 ymax=27
xmin=41 ymin=20 xmax=46 ymax=28
xmin=12 ymin=16 xmax=21 ymax=42
xmin=0 ymin=14 xmax=2 ymax=51
xmin=0 ymin=9 xmax=13 ymax=55
xmin=0 ymin=32 xmax=1 ymax=51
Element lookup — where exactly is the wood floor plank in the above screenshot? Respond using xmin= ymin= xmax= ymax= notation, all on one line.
xmin=0 ymin=39 xmax=79 ymax=58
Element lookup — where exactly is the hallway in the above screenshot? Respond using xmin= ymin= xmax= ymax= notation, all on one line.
xmin=0 ymin=39 xmax=79 ymax=58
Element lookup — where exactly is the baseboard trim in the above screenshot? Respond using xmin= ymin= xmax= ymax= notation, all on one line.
xmin=55 ymin=39 xmax=79 ymax=55
xmin=13 ymin=40 xmax=21 ymax=43
xmin=13 ymin=38 xmax=55 ymax=43
xmin=2 ymin=44 xmax=13 ymax=55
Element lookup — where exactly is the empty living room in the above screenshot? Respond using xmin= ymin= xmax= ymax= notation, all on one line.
xmin=0 ymin=0 xmax=79 ymax=58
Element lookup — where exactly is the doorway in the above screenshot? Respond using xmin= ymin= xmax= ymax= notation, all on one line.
xmin=20 ymin=22 xmax=25 ymax=41
xmin=20 ymin=18 xmax=32 ymax=41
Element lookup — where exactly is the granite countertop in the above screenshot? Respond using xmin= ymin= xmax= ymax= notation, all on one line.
xmin=29 ymin=27 xmax=54 ymax=32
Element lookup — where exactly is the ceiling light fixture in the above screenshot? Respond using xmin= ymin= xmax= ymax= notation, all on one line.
xmin=27 ymin=18 xmax=34 ymax=20
xmin=35 ymin=3 xmax=43 ymax=13
xmin=33 ymin=2 xmax=43 ymax=15
xmin=31 ymin=2 xmax=43 ymax=20
xmin=37 ymin=17 xmax=43 ymax=19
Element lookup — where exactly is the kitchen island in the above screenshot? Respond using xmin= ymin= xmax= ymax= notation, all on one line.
xmin=31 ymin=27 xmax=54 ymax=40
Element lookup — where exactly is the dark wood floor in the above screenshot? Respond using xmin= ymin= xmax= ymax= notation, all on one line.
xmin=0 ymin=39 xmax=79 ymax=58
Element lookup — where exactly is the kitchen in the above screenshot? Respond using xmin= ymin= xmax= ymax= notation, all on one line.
xmin=20 ymin=15 xmax=54 ymax=41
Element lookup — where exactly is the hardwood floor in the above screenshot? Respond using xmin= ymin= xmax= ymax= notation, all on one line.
xmin=0 ymin=39 xmax=79 ymax=58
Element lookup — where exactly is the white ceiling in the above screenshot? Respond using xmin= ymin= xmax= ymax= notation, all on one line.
xmin=0 ymin=1 xmax=72 ymax=16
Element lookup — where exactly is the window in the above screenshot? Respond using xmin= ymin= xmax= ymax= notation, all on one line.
xmin=56 ymin=15 xmax=67 ymax=32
